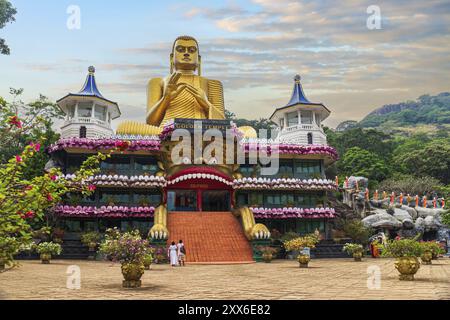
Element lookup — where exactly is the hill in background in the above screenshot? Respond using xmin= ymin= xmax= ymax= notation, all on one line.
xmin=338 ymin=92 xmax=450 ymax=134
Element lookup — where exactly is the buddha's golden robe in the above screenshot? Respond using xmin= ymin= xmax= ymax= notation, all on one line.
xmin=116 ymin=74 xmax=226 ymax=136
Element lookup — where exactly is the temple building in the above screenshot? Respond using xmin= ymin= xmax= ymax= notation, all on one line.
xmin=48 ymin=36 xmax=338 ymax=263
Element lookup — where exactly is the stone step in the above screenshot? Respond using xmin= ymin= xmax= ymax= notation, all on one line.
xmin=167 ymin=211 xmax=254 ymax=264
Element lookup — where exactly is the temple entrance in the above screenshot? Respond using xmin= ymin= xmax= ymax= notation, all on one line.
xmin=167 ymin=189 xmax=231 ymax=212
xmin=202 ymin=190 xmax=230 ymax=211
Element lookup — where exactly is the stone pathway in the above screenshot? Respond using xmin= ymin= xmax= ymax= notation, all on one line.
xmin=0 ymin=258 xmax=449 ymax=300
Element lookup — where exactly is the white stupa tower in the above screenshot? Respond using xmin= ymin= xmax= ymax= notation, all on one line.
xmin=56 ymin=66 xmax=121 ymax=139
xmin=270 ymin=75 xmax=330 ymax=145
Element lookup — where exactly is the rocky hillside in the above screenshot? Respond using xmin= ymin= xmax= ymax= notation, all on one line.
xmin=358 ymin=92 xmax=450 ymax=129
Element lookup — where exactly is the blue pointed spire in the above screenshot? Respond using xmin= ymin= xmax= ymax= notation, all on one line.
xmin=78 ymin=66 xmax=104 ymax=98
xmin=285 ymin=74 xmax=312 ymax=106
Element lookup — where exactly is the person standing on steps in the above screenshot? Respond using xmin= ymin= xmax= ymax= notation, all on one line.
xmin=177 ymin=240 xmax=186 ymax=266
xmin=168 ymin=241 xmax=178 ymax=267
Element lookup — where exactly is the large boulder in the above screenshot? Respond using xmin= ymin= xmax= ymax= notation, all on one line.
xmin=400 ymin=206 xmax=418 ymax=220
xmin=424 ymin=216 xmax=439 ymax=231
xmin=402 ymin=219 xmax=415 ymax=230
xmin=416 ymin=207 xmax=445 ymax=218
xmin=362 ymin=212 xmax=402 ymax=229
xmin=393 ymin=208 xmax=412 ymax=221
xmin=347 ymin=176 xmax=368 ymax=189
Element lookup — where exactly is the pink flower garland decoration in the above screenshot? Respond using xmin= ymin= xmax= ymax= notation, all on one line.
xmin=233 ymin=177 xmax=337 ymax=191
xmin=47 ymin=137 xmax=161 ymax=153
xmin=54 ymin=205 xmax=155 ymax=218
xmin=250 ymin=207 xmax=336 ymax=219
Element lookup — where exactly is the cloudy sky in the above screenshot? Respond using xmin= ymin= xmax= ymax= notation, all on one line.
xmin=1 ymin=0 xmax=449 ymax=128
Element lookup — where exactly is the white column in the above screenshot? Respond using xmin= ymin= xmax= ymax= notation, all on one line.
xmin=312 ymin=112 xmax=316 ymax=127
xmin=74 ymin=102 xmax=79 ymax=120
xmin=91 ymin=102 xmax=96 ymax=121
xmin=298 ymin=109 xmax=302 ymax=125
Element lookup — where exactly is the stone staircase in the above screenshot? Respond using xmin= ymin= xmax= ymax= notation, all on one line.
xmin=167 ymin=211 xmax=255 ymax=264
xmin=59 ymin=233 xmax=90 ymax=260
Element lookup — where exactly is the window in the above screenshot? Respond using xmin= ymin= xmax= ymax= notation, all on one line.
xmin=237 ymin=193 xmax=249 ymax=206
xmin=277 ymin=159 xmax=293 ymax=177
xmin=78 ymin=102 xmax=92 ymax=118
xmin=94 ymin=105 xmax=107 ymax=122
xmin=134 ymin=157 xmax=158 ymax=174
xmin=100 ymin=191 xmax=130 ymax=205
xmin=307 ymin=132 xmax=313 ymax=144
xmin=294 ymin=160 xmax=321 ymax=178
xmin=79 ymin=126 xmax=87 ymax=138
xmin=100 ymin=156 xmax=131 ymax=174
xmin=287 ymin=111 xmax=298 ymax=127
xmin=301 ymin=111 xmax=313 ymax=124
xmin=239 ymin=164 xmax=255 ymax=177
xmin=133 ymin=192 xmax=162 ymax=206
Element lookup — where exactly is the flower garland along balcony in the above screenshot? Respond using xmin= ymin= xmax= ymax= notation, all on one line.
xmin=250 ymin=207 xmax=335 ymax=219
xmin=54 ymin=205 xmax=155 ymax=218
xmin=241 ymin=141 xmax=338 ymax=160
xmin=47 ymin=137 xmax=160 ymax=153
xmin=233 ymin=177 xmax=337 ymax=191
xmin=62 ymin=174 xmax=166 ymax=188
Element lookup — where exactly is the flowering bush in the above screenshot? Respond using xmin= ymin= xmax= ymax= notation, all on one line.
xmin=420 ymin=241 xmax=445 ymax=256
xmin=35 ymin=242 xmax=62 ymax=256
xmin=81 ymin=231 xmax=102 ymax=247
xmin=343 ymin=243 xmax=364 ymax=255
xmin=99 ymin=229 xmax=151 ymax=264
xmin=382 ymin=239 xmax=423 ymax=258
xmin=283 ymin=234 xmax=319 ymax=251
xmin=257 ymin=246 xmax=279 ymax=255
xmin=0 ymin=141 xmax=115 ymax=266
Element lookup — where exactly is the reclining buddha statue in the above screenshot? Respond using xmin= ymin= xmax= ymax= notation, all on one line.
xmin=117 ymin=35 xmax=256 ymax=138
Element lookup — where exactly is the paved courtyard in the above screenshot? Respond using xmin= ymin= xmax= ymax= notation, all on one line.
xmin=0 ymin=258 xmax=449 ymax=300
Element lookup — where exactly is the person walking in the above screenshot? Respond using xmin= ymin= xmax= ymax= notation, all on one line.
xmin=177 ymin=240 xmax=186 ymax=266
xmin=168 ymin=241 xmax=178 ymax=267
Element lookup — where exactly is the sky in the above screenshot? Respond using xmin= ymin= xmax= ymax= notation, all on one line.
xmin=0 ymin=0 xmax=449 ymax=129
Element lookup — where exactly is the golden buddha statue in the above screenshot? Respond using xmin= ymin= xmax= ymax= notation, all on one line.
xmin=117 ymin=35 xmax=256 ymax=138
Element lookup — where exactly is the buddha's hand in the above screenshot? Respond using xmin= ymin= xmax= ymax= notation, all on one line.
xmin=164 ymin=72 xmax=187 ymax=101
xmin=184 ymin=84 xmax=212 ymax=112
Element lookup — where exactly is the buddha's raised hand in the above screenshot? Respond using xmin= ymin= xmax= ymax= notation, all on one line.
xmin=164 ymin=72 xmax=186 ymax=101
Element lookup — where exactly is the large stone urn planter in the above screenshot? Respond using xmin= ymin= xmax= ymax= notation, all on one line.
xmin=353 ymin=251 xmax=363 ymax=262
xmin=298 ymin=254 xmax=310 ymax=268
xmin=121 ymin=263 xmax=145 ymax=288
xmin=262 ymin=253 xmax=273 ymax=263
xmin=40 ymin=253 xmax=51 ymax=264
xmin=395 ymin=257 xmax=420 ymax=281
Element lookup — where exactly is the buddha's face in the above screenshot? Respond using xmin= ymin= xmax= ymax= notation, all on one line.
xmin=173 ymin=39 xmax=199 ymax=72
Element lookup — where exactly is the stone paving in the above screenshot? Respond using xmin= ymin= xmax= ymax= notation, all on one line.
xmin=0 ymin=258 xmax=449 ymax=300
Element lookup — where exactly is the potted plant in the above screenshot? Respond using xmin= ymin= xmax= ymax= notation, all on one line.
xmin=143 ymin=250 xmax=154 ymax=270
xmin=35 ymin=242 xmax=62 ymax=264
xmin=382 ymin=238 xmax=423 ymax=281
xmin=283 ymin=233 xmax=319 ymax=268
xmin=420 ymin=241 xmax=444 ymax=264
xmin=81 ymin=231 xmax=102 ymax=251
xmin=99 ymin=229 xmax=150 ymax=288
xmin=257 ymin=246 xmax=278 ymax=263
xmin=343 ymin=243 xmax=365 ymax=261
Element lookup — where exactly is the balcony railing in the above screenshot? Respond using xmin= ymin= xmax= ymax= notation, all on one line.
xmin=283 ymin=124 xmax=322 ymax=133
xmin=64 ymin=117 xmax=109 ymax=128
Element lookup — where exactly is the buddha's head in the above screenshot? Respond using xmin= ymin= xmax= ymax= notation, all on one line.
xmin=170 ymin=35 xmax=201 ymax=75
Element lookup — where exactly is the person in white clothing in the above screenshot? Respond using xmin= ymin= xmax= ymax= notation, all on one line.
xmin=168 ymin=241 xmax=178 ymax=267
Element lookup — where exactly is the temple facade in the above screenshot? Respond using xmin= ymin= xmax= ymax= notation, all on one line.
xmin=48 ymin=37 xmax=338 ymax=263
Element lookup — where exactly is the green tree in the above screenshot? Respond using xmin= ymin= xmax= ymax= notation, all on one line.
xmin=0 ymin=89 xmax=64 ymax=177
xmin=397 ymin=139 xmax=450 ymax=184
xmin=0 ymin=0 xmax=17 ymax=55
xmin=339 ymin=147 xmax=391 ymax=182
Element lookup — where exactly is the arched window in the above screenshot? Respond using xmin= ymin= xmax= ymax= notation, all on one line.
xmin=80 ymin=126 xmax=87 ymax=138
xmin=307 ymin=132 xmax=313 ymax=144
